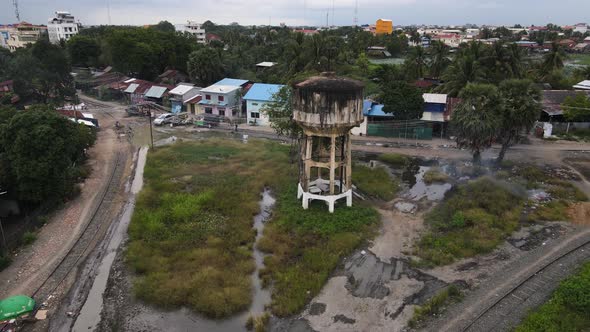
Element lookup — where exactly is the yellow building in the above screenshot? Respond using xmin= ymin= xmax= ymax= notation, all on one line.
xmin=375 ymin=19 xmax=393 ymax=35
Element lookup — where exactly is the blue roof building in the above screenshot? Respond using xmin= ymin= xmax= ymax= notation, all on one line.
xmin=214 ymin=78 xmax=250 ymax=87
xmin=243 ymin=83 xmax=285 ymax=126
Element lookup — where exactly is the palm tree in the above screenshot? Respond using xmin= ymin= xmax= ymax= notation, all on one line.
xmin=405 ymin=46 xmax=427 ymax=79
xmin=543 ymin=42 xmax=566 ymax=73
xmin=439 ymin=55 xmax=486 ymax=97
xmin=451 ymin=83 xmax=503 ymax=163
xmin=428 ymin=40 xmax=450 ymax=78
xmin=574 ymin=65 xmax=590 ymax=80
xmin=496 ymin=79 xmax=542 ymax=163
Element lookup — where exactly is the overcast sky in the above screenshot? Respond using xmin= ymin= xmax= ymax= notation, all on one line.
xmin=1 ymin=0 xmax=588 ymax=27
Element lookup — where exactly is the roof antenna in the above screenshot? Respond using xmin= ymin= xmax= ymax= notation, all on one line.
xmin=106 ymin=0 xmax=112 ymax=25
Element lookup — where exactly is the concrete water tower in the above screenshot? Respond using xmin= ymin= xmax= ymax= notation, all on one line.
xmin=293 ymin=73 xmax=364 ymax=213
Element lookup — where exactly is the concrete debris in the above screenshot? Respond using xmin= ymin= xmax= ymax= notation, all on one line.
xmin=35 ymin=310 xmax=48 ymax=320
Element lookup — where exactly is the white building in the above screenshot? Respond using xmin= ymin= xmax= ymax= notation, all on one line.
xmin=574 ymin=23 xmax=588 ymax=34
xmin=47 ymin=11 xmax=80 ymax=44
xmin=182 ymin=21 xmax=206 ymax=44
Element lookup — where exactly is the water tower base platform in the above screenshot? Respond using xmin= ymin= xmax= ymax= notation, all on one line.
xmin=297 ymin=181 xmax=352 ymax=213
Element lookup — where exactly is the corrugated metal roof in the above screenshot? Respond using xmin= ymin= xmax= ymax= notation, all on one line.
xmin=363 ymin=100 xmax=391 ymax=117
xmin=256 ymin=62 xmax=276 ymax=67
xmin=573 ymin=80 xmax=590 ymax=90
xmin=243 ymin=83 xmax=284 ymax=102
xmin=144 ymin=86 xmax=168 ymax=99
xmin=124 ymin=83 xmax=139 ymax=93
xmin=200 ymin=84 xmax=240 ymax=94
xmin=214 ymin=78 xmax=249 ymax=87
xmin=170 ymin=84 xmax=196 ymax=96
xmin=423 ymin=93 xmax=447 ymax=104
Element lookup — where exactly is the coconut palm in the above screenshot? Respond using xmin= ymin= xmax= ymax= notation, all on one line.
xmin=496 ymin=79 xmax=542 ymax=163
xmin=429 ymin=40 xmax=450 ymax=78
xmin=575 ymin=65 xmax=590 ymax=80
xmin=439 ymin=55 xmax=486 ymax=97
xmin=542 ymin=42 xmax=566 ymax=73
xmin=404 ymin=46 xmax=428 ymax=79
xmin=451 ymin=83 xmax=503 ymax=163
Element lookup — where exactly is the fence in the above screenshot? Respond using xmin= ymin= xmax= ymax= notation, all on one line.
xmin=367 ymin=121 xmax=434 ymax=140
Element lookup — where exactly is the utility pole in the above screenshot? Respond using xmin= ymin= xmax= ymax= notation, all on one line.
xmin=148 ymin=108 xmax=154 ymax=149
xmin=106 ymin=0 xmax=112 ymax=25
xmin=353 ymin=0 xmax=358 ymax=27
xmin=13 ymin=0 xmax=20 ymax=21
xmin=0 ymin=190 xmax=8 ymax=255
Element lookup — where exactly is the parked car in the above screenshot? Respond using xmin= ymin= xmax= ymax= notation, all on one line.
xmin=154 ymin=113 xmax=174 ymax=126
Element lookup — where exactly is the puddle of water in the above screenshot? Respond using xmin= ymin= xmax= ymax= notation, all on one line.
xmin=72 ymin=147 xmax=148 ymax=332
xmin=112 ymin=189 xmax=276 ymax=332
xmin=406 ymin=166 xmax=452 ymax=201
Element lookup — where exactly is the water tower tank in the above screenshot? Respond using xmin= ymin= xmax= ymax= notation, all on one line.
xmin=293 ymin=73 xmax=364 ymax=135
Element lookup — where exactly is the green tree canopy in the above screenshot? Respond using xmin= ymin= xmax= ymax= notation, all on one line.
xmin=187 ymin=47 xmax=225 ymax=86
xmin=562 ymin=93 xmax=590 ymax=122
xmin=0 ymin=106 xmax=95 ymax=204
xmin=67 ymin=35 xmax=101 ymax=67
xmin=381 ymin=81 xmax=424 ymax=120
xmin=452 ymin=83 xmax=503 ymax=163
xmin=152 ymin=21 xmax=176 ymax=33
xmin=496 ymin=79 xmax=542 ymax=163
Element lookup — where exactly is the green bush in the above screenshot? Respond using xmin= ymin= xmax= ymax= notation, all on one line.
xmin=415 ymin=178 xmax=523 ymax=267
xmin=378 ymin=153 xmax=410 ymax=167
xmin=423 ymin=169 xmax=449 ymax=184
xmin=21 ymin=231 xmax=37 ymax=246
xmin=408 ymin=285 xmax=462 ymax=328
xmin=516 ymin=262 xmax=590 ymax=332
xmin=352 ymin=164 xmax=398 ymax=201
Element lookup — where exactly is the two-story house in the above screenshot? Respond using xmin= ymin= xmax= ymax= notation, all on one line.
xmin=197 ymin=78 xmax=251 ymax=118
xmin=169 ymin=83 xmax=201 ymax=114
xmin=243 ymin=83 xmax=284 ymax=126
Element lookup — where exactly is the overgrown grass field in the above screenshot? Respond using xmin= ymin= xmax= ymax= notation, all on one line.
xmin=128 ymin=139 xmax=381 ymax=318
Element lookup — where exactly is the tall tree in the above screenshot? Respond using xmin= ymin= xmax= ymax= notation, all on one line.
xmin=405 ymin=46 xmax=428 ymax=79
xmin=429 ymin=40 xmax=450 ymax=78
xmin=562 ymin=93 xmax=590 ymax=122
xmin=543 ymin=42 xmax=566 ymax=73
xmin=67 ymin=35 xmax=101 ymax=67
xmin=451 ymin=83 xmax=503 ymax=163
xmin=440 ymin=55 xmax=486 ymax=97
xmin=381 ymin=81 xmax=424 ymax=120
xmin=496 ymin=79 xmax=542 ymax=163
xmin=0 ymin=106 xmax=95 ymax=204
xmin=187 ymin=47 xmax=225 ymax=86
xmin=152 ymin=21 xmax=176 ymax=33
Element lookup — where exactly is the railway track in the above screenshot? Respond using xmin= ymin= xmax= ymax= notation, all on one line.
xmin=459 ymin=238 xmax=590 ymax=332
xmin=28 ymin=152 xmax=126 ymax=308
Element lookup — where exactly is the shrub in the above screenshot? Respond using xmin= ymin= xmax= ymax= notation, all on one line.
xmin=408 ymin=285 xmax=462 ymax=328
xmin=21 ymin=231 xmax=37 ymax=246
xmin=415 ymin=178 xmax=523 ymax=266
xmin=352 ymin=164 xmax=398 ymax=201
xmin=378 ymin=153 xmax=410 ymax=167
xmin=423 ymin=169 xmax=449 ymax=184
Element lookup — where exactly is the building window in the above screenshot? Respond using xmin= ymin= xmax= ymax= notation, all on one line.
xmin=205 ymin=94 xmax=211 ymax=100
xmin=219 ymin=108 xmax=225 ymax=116
xmin=252 ymin=102 xmax=259 ymax=106
xmin=218 ymin=95 xmax=224 ymax=102
xmin=251 ymin=112 xmax=260 ymax=119
xmin=205 ymin=107 xmax=213 ymax=114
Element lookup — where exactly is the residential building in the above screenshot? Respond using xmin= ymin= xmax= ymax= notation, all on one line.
xmin=143 ymin=85 xmax=172 ymax=104
xmin=169 ymin=83 xmax=202 ymax=114
xmin=243 ymin=83 xmax=284 ymax=126
xmin=182 ymin=21 xmax=206 ymax=44
xmin=584 ymin=37 xmax=590 ymax=44
xmin=432 ymin=33 xmax=462 ymax=47
xmin=541 ymin=90 xmax=590 ymax=121
xmin=573 ymin=23 xmax=588 ymax=34
xmin=0 ymin=22 xmax=47 ymax=52
xmin=375 ymin=19 xmax=393 ymax=35
xmin=421 ymin=93 xmax=447 ymax=122
xmin=197 ymin=78 xmax=251 ymax=118
xmin=573 ymin=43 xmax=590 ymax=53
xmin=47 ymin=11 xmax=80 ymax=44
